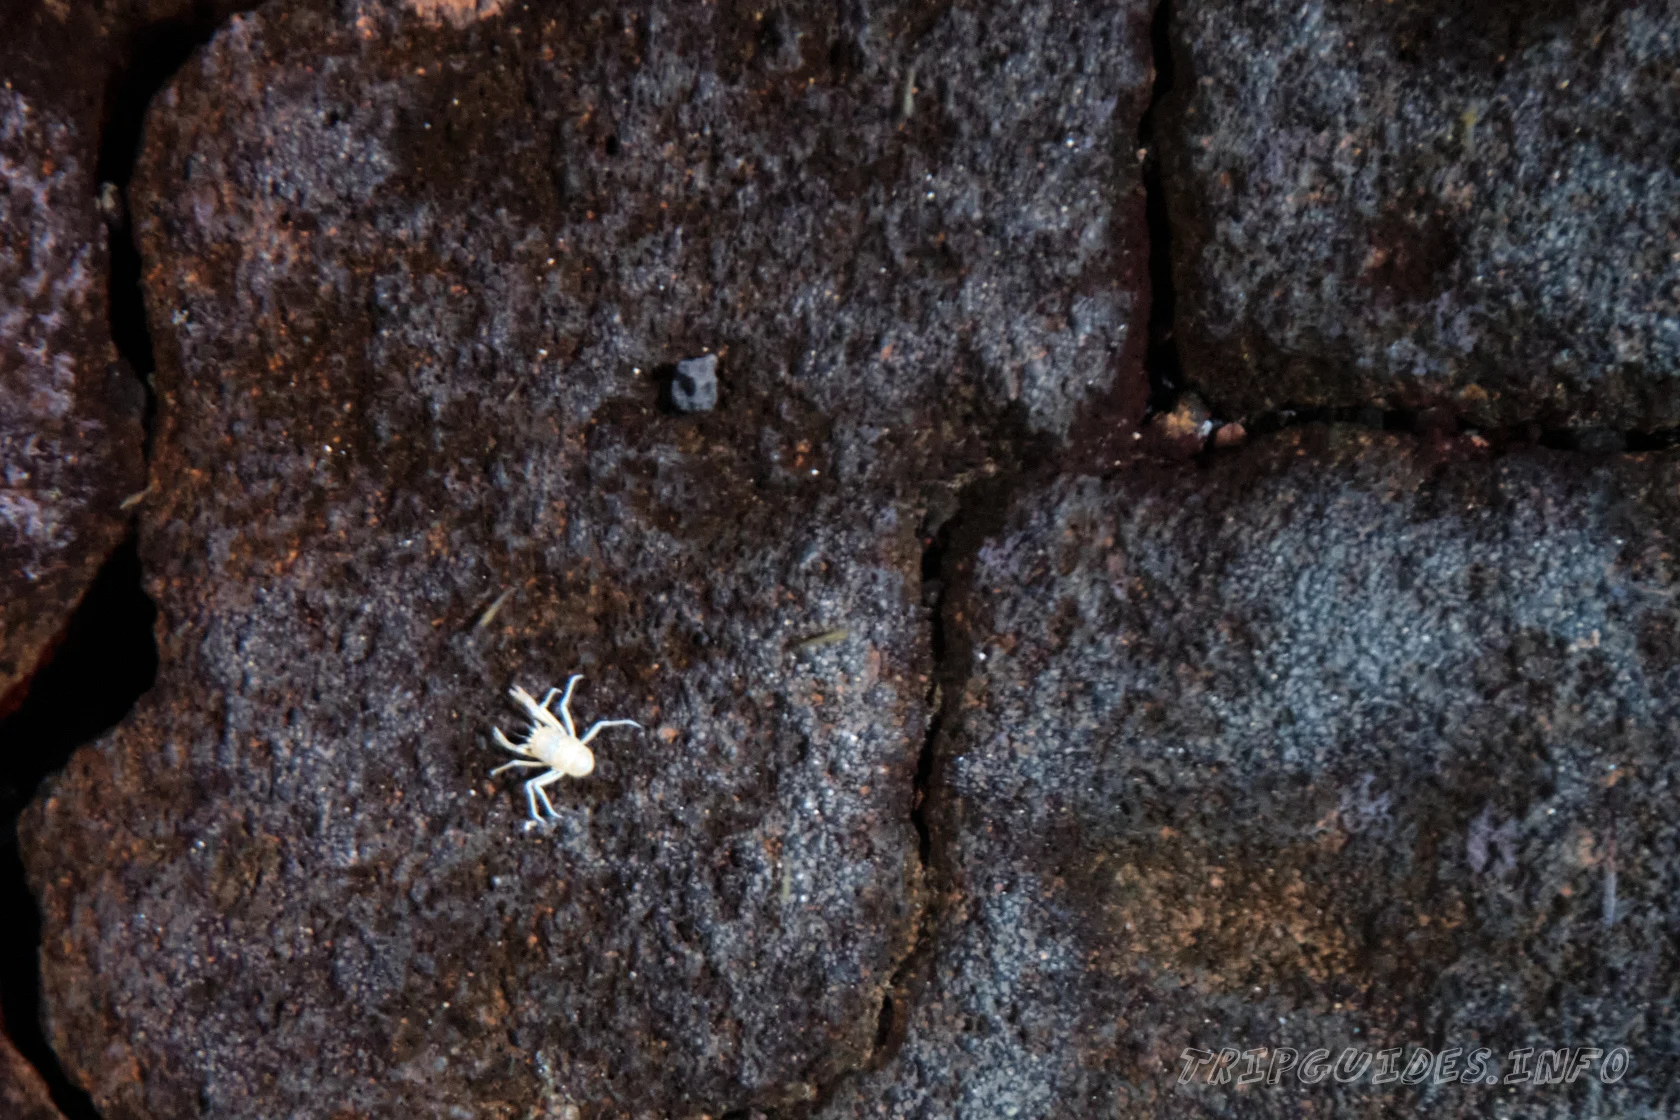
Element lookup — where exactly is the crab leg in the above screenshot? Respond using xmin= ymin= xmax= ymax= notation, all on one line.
xmin=580 ymin=718 xmax=642 ymax=744
xmin=548 ymin=674 xmax=584 ymax=736
xmin=528 ymin=771 xmax=566 ymax=819
xmin=508 ymin=685 xmax=560 ymax=727
xmin=492 ymin=728 xmax=530 ymax=754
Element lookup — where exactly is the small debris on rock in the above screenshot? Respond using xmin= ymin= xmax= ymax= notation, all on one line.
xmin=119 ymin=480 xmax=157 ymax=510
xmin=474 ymin=587 xmax=515 ymax=631
xmin=1160 ymin=393 xmax=1212 ymax=439
xmin=1142 ymin=392 xmax=1214 ymax=458
xmin=670 ymin=354 xmax=718 ymax=412
xmin=97 ymin=181 xmax=126 ymax=229
xmin=899 ymin=64 xmax=917 ymax=120
xmin=792 ymin=627 xmax=849 ymax=654
xmin=1212 ymin=420 xmax=1246 ymax=449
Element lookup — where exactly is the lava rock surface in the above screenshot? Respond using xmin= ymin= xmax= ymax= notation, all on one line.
xmin=21 ymin=0 xmax=1680 ymax=1116
xmin=16 ymin=0 xmax=1160 ymax=1112
xmin=0 ymin=2 xmax=145 ymax=711
xmin=0 ymin=1028 xmax=63 ymax=1120
xmin=125 ymin=0 xmax=1151 ymax=497
xmin=1162 ymin=0 xmax=1680 ymax=428
xmin=823 ymin=428 xmax=1680 ymax=1118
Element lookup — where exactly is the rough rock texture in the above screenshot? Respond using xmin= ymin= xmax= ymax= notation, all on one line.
xmin=0 ymin=2 xmax=145 ymax=710
xmin=1162 ymin=0 xmax=1680 ymax=428
xmin=31 ymin=467 xmax=929 ymax=1118
xmin=823 ymin=429 xmax=1680 ymax=1118
xmin=0 ymin=1026 xmax=63 ymax=1120
xmin=19 ymin=0 xmax=1158 ymax=1113
xmin=134 ymin=0 xmax=1150 ymax=494
xmin=35 ymin=0 xmax=1680 ymax=1115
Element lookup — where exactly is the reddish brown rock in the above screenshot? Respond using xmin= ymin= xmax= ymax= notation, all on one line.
xmin=0 ymin=3 xmax=144 ymax=710
xmin=21 ymin=0 xmax=1156 ymax=1114
xmin=0 ymin=1026 xmax=63 ymax=1120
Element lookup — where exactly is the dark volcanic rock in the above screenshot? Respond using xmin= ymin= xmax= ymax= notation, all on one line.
xmin=0 ymin=3 xmax=145 ymax=709
xmin=9 ymin=0 xmax=1207 ymax=1112
xmin=823 ymin=429 xmax=1680 ymax=1118
xmin=129 ymin=0 xmax=1151 ymax=493
xmin=0 ymin=1029 xmax=63 ymax=1120
xmin=1162 ymin=0 xmax=1680 ymax=428
xmin=30 ymin=462 xmax=930 ymax=1118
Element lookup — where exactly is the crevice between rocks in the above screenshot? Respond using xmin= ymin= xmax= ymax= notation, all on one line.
xmin=1139 ymin=0 xmax=1181 ymax=416
xmin=818 ymin=507 xmax=954 ymax=1107
xmin=99 ymin=6 xmax=235 ymax=452
xmin=859 ymin=505 xmax=955 ymax=1066
xmin=808 ymin=467 xmax=1032 ymax=1120
xmin=0 ymin=538 xmax=157 ymax=1120
xmin=829 ymin=0 xmax=1192 ymax=1104
xmin=0 ymin=9 xmax=237 ymax=1115
xmin=1175 ymin=400 xmax=1680 ymax=459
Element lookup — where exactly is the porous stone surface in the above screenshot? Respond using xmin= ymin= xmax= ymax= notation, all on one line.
xmin=1162 ymin=0 xmax=1680 ymax=428
xmin=9 ymin=0 xmax=1196 ymax=1114
xmin=13 ymin=1 xmax=1067 ymax=1114
xmin=0 ymin=2 xmax=145 ymax=709
xmin=0 ymin=1029 xmax=63 ymax=1120
xmin=133 ymin=0 xmax=1149 ymax=493
xmin=822 ymin=429 xmax=1680 ymax=1118
xmin=31 ymin=468 xmax=929 ymax=1119
xmin=17 ymin=0 xmax=1161 ymax=1110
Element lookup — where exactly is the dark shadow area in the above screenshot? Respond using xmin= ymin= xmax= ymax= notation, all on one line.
xmin=0 ymin=538 xmax=158 ymax=1120
xmin=913 ymin=523 xmax=950 ymax=867
xmin=1139 ymin=0 xmax=1181 ymax=415
xmin=96 ymin=5 xmax=238 ymax=455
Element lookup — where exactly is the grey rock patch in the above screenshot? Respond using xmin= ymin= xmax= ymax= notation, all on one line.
xmin=824 ymin=428 xmax=1680 ymax=1118
xmin=1163 ymin=0 xmax=1680 ymax=428
xmin=671 ymin=353 xmax=719 ymax=413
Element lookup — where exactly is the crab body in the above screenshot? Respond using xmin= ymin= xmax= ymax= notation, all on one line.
xmin=508 ymin=711 xmax=595 ymax=778
xmin=490 ymin=676 xmax=641 ymax=826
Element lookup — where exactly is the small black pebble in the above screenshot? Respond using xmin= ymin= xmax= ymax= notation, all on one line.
xmin=671 ymin=354 xmax=719 ymax=412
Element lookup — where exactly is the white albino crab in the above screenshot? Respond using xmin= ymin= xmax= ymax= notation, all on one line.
xmin=490 ymin=675 xmax=641 ymax=826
